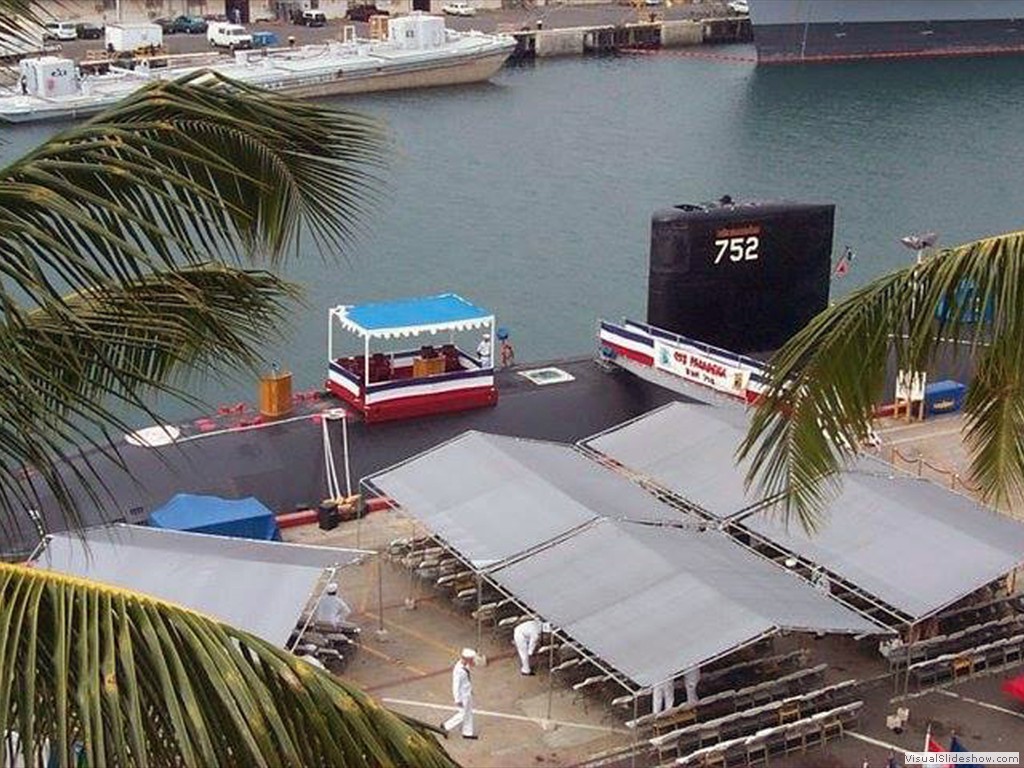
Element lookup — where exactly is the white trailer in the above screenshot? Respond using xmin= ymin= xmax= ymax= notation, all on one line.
xmin=104 ymin=23 xmax=163 ymax=53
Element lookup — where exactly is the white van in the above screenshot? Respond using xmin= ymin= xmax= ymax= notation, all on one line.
xmin=207 ymin=22 xmax=252 ymax=49
xmin=43 ymin=21 xmax=78 ymax=41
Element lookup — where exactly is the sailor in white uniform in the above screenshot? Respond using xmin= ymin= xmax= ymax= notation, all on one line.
xmin=442 ymin=648 xmax=478 ymax=739
xmin=477 ymin=332 xmax=492 ymax=368
xmin=312 ymin=583 xmax=353 ymax=631
xmin=652 ymin=678 xmax=675 ymax=715
xmin=513 ymin=619 xmax=550 ymax=675
xmin=684 ymin=666 xmax=701 ymax=706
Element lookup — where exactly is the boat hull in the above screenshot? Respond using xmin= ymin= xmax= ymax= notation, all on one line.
xmin=279 ymin=49 xmax=513 ymax=98
xmin=0 ymin=42 xmax=514 ymax=124
xmin=749 ymin=0 xmax=1024 ymax=63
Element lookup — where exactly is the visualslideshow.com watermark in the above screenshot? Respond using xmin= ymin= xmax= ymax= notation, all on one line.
xmin=905 ymin=753 xmax=1019 ymax=765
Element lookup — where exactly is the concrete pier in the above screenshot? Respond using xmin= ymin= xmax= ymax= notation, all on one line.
xmin=510 ymin=15 xmax=750 ymax=59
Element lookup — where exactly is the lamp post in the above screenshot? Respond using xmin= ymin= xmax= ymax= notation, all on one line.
xmin=899 ymin=231 xmax=938 ymax=264
xmin=897 ymin=232 xmax=938 ymax=422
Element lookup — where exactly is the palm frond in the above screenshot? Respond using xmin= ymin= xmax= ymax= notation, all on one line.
xmin=1 ymin=72 xmax=389 ymax=310
xmin=740 ymin=229 xmax=1024 ymax=530
xmin=0 ymin=266 xmax=301 ymax=539
xmin=0 ymin=0 xmax=41 ymax=57
xmin=0 ymin=562 xmax=457 ymax=768
xmin=0 ymin=77 xmax=390 ymax=538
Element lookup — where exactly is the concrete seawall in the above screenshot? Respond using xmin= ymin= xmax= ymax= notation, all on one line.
xmin=510 ymin=16 xmax=749 ymax=58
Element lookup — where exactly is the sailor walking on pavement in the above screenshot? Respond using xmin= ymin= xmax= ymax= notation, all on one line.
xmin=442 ymin=648 xmax=479 ymax=739
xmin=513 ymin=619 xmax=550 ymax=675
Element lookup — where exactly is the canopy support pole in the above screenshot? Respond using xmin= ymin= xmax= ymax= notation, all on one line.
xmin=377 ymin=552 xmax=385 ymax=633
xmin=546 ymin=636 xmax=555 ymax=722
xmin=476 ymin=572 xmax=483 ymax=654
xmin=630 ymin=695 xmax=639 ymax=768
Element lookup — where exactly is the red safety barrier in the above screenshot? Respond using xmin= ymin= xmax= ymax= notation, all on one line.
xmin=277 ymin=509 xmax=319 ymax=529
xmin=275 ymin=496 xmax=394 ymax=530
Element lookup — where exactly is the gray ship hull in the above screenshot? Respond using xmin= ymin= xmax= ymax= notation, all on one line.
xmin=749 ymin=0 xmax=1024 ymax=63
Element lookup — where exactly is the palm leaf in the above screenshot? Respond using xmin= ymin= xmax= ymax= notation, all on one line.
xmin=0 ymin=75 xmax=389 ymax=537
xmin=0 ymin=562 xmax=457 ymax=768
xmin=739 ymin=230 xmax=1024 ymax=530
xmin=0 ymin=0 xmax=42 ymax=58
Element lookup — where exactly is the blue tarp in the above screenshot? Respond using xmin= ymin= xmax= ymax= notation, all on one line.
xmin=345 ymin=293 xmax=490 ymax=332
xmin=149 ymin=494 xmax=281 ymax=541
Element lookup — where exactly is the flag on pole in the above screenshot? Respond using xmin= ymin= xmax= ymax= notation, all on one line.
xmin=833 ymin=246 xmax=855 ymax=278
xmin=950 ymin=734 xmax=982 ymax=768
xmin=925 ymin=723 xmax=950 ymax=768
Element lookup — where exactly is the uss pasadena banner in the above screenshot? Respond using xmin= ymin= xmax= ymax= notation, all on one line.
xmin=653 ymin=338 xmax=751 ymax=399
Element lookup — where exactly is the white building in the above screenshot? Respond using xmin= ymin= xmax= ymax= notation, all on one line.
xmin=30 ymin=0 xmax=499 ymax=25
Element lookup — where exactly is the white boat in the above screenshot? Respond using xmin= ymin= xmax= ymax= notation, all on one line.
xmin=0 ymin=14 xmax=516 ymax=124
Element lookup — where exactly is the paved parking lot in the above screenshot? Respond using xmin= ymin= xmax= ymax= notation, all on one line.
xmin=50 ymin=2 xmax=734 ymax=60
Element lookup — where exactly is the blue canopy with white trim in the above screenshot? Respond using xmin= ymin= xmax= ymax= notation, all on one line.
xmin=330 ymin=294 xmax=493 ymax=339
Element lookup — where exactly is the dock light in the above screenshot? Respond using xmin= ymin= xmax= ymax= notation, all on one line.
xmin=900 ymin=232 xmax=938 ymax=263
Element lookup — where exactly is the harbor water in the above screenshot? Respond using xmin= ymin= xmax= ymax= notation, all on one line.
xmin=5 ymin=47 xmax=1024 ymax=422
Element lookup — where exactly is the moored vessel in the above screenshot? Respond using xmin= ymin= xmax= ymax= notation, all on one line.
xmin=0 ymin=13 xmax=515 ymax=124
xmin=748 ymin=0 xmax=1024 ymax=63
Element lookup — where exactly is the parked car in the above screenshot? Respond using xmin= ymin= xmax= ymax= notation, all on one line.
xmin=442 ymin=2 xmax=476 ymax=16
xmin=76 ymin=22 xmax=104 ymax=40
xmin=154 ymin=17 xmax=176 ymax=33
xmin=43 ymin=21 xmax=78 ymax=41
xmin=346 ymin=5 xmax=385 ymax=22
xmin=207 ymin=22 xmax=252 ymax=49
xmin=726 ymin=0 xmax=749 ymax=14
xmin=172 ymin=15 xmax=208 ymax=34
xmin=299 ymin=10 xmax=327 ymax=26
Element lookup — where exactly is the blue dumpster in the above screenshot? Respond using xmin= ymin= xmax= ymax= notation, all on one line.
xmin=251 ymin=31 xmax=279 ymax=47
xmin=923 ymin=380 xmax=967 ymax=416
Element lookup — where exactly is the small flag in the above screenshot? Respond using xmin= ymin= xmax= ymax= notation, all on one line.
xmin=833 ymin=246 xmax=855 ymax=278
xmin=925 ymin=724 xmax=950 ymax=768
xmin=950 ymin=734 xmax=982 ymax=768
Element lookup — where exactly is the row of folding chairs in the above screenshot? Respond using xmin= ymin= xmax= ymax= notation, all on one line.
xmin=884 ymin=613 xmax=1024 ymax=670
xmin=669 ymin=701 xmax=863 ymax=768
xmin=697 ymin=649 xmax=811 ymax=700
xmin=937 ymin=591 xmax=1021 ymax=635
xmin=626 ymin=663 xmax=830 ymax=733
xmin=650 ymin=679 xmax=859 ymax=761
xmin=909 ymin=632 xmax=1024 ymax=692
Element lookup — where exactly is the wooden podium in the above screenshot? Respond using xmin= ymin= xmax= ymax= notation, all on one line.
xmin=413 ymin=357 xmax=445 ymax=378
xmin=259 ymin=371 xmax=294 ymax=418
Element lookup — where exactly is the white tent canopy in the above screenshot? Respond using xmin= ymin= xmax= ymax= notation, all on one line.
xmin=34 ymin=525 xmax=369 ymax=646
xmin=585 ymin=401 xmax=1024 ymax=622
xmin=365 ymin=430 xmax=885 ymax=689
xmin=365 ymin=431 xmax=682 ymax=568
xmin=583 ymin=401 xmax=758 ymax=519
xmin=737 ymin=462 xmax=1024 ymax=620
xmin=490 ymin=518 xmax=882 ymax=688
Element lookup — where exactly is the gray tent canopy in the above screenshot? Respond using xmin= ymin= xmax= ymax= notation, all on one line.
xmin=364 ymin=430 xmax=686 ymax=568
xmin=34 ymin=524 xmax=369 ymax=647
xmin=582 ymin=401 xmax=757 ymax=520
xmin=736 ymin=459 xmax=1024 ymax=621
xmin=364 ymin=429 xmax=886 ymax=691
xmin=488 ymin=518 xmax=881 ymax=689
xmin=584 ymin=401 xmax=1024 ymax=624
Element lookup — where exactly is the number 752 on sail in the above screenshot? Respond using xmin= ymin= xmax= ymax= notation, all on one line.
xmin=713 ymin=235 xmax=760 ymax=264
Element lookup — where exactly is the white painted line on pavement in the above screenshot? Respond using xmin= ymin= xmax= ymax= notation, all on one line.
xmin=936 ymin=688 xmax=1024 ymax=721
xmin=381 ymin=696 xmax=630 ymax=734
xmin=848 ymin=731 xmax=911 ymax=755
xmin=884 ymin=427 xmax=964 ymax=446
